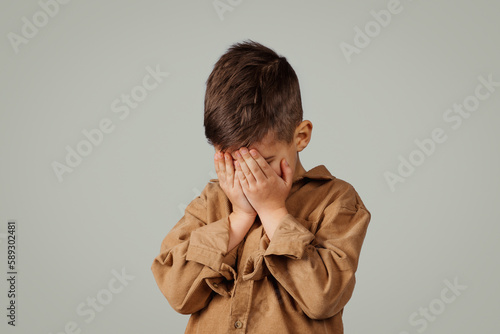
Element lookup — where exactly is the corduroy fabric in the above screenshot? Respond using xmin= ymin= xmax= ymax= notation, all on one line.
xmin=152 ymin=165 xmax=371 ymax=333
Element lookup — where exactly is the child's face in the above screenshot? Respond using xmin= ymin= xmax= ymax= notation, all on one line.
xmin=217 ymin=131 xmax=299 ymax=179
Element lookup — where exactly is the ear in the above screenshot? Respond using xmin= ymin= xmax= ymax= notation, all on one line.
xmin=294 ymin=120 xmax=313 ymax=152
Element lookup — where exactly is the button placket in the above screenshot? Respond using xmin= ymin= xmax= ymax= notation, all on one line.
xmin=228 ymin=223 xmax=260 ymax=331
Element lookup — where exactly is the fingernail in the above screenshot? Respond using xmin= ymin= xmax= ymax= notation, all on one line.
xmin=250 ymin=150 xmax=257 ymax=157
xmin=284 ymin=160 xmax=289 ymax=166
xmin=235 ymin=151 xmax=241 ymax=158
xmin=240 ymin=147 xmax=248 ymax=154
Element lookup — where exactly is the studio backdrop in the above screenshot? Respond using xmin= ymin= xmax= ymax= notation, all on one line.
xmin=1 ymin=0 xmax=499 ymax=333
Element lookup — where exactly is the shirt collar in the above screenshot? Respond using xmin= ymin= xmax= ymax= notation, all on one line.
xmin=293 ymin=165 xmax=335 ymax=183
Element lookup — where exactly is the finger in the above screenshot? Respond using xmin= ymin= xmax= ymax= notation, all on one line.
xmin=280 ymin=158 xmax=293 ymax=186
xmin=214 ymin=152 xmax=219 ymax=174
xmin=232 ymin=160 xmax=241 ymax=188
xmin=235 ymin=168 xmax=249 ymax=189
xmin=249 ymin=149 xmax=274 ymax=178
xmin=243 ymin=149 xmax=276 ymax=181
xmin=224 ymin=152 xmax=235 ymax=186
xmin=240 ymin=148 xmax=266 ymax=183
xmin=215 ymin=151 xmax=226 ymax=182
xmin=234 ymin=149 xmax=256 ymax=185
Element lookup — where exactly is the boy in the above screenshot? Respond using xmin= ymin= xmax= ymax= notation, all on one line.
xmin=151 ymin=40 xmax=371 ymax=333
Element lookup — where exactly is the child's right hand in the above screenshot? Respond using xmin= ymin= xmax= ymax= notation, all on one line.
xmin=214 ymin=150 xmax=257 ymax=218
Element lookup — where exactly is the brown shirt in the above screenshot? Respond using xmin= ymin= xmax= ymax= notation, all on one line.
xmin=151 ymin=165 xmax=371 ymax=333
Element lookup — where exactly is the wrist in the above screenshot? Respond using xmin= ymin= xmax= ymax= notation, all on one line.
xmin=258 ymin=207 xmax=289 ymax=224
xmin=228 ymin=211 xmax=256 ymax=251
xmin=257 ymin=207 xmax=288 ymax=241
xmin=230 ymin=210 xmax=257 ymax=223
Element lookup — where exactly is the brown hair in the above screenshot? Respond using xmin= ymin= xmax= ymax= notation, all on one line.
xmin=204 ymin=40 xmax=303 ymax=152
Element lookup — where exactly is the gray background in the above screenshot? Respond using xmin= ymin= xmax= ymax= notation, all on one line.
xmin=1 ymin=0 xmax=499 ymax=333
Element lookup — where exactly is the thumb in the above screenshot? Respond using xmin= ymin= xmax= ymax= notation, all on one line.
xmin=280 ymin=158 xmax=293 ymax=186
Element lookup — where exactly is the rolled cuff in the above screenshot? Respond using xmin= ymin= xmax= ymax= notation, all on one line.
xmin=186 ymin=217 xmax=235 ymax=272
xmin=264 ymin=213 xmax=315 ymax=259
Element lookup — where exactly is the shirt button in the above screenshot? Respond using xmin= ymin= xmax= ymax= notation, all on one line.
xmin=234 ymin=320 xmax=243 ymax=329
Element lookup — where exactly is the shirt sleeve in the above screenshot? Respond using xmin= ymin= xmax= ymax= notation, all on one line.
xmin=151 ymin=183 xmax=238 ymax=314
xmin=242 ymin=184 xmax=371 ymax=320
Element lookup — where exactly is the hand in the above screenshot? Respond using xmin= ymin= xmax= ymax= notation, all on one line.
xmin=214 ymin=150 xmax=257 ymax=218
xmin=233 ymin=148 xmax=293 ymax=226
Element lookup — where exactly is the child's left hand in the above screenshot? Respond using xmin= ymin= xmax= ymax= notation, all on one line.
xmin=233 ymin=147 xmax=293 ymax=236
